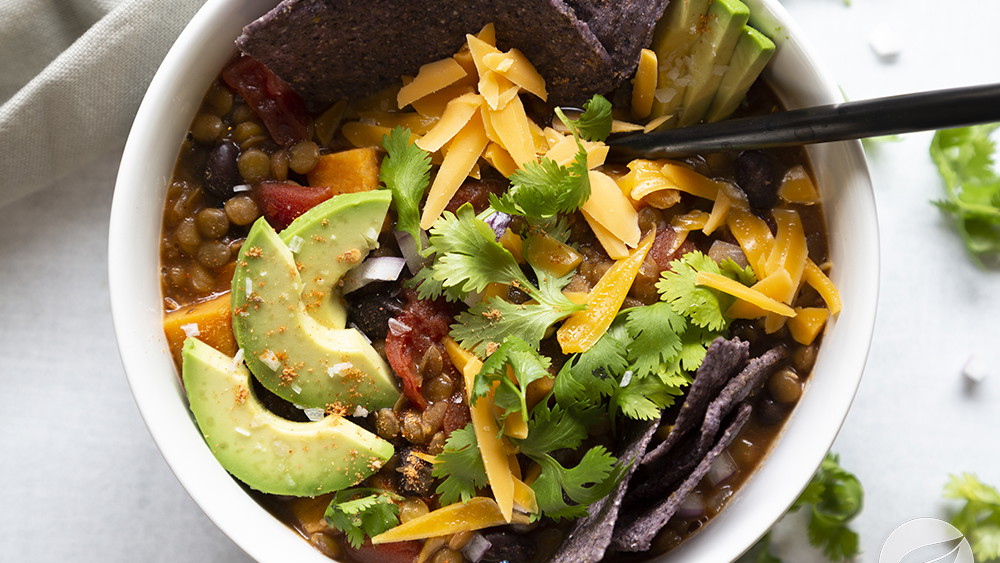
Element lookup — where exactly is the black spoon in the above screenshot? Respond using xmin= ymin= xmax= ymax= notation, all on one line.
xmin=607 ymin=83 xmax=1000 ymax=159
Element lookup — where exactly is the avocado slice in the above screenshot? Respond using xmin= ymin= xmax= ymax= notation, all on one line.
xmin=677 ymin=0 xmax=751 ymax=126
xmin=232 ymin=190 xmax=399 ymax=410
xmin=648 ymin=0 xmax=712 ymax=121
xmin=182 ymin=338 xmax=393 ymax=496
xmin=706 ymin=25 xmax=775 ymax=122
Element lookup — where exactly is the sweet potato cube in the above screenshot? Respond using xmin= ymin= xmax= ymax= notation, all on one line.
xmin=163 ymin=292 xmax=236 ymax=368
xmin=306 ymin=147 xmax=381 ymax=195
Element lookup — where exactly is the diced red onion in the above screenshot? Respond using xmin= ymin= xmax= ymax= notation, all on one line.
xmin=707 ymin=450 xmax=738 ymax=486
xmin=394 ymin=230 xmax=430 ymax=275
xmin=483 ymin=210 xmax=512 ymax=241
xmin=461 ymin=533 xmax=492 ymax=562
xmin=388 ymin=317 xmax=411 ymax=335
xmin=341 ymin=256 xmax=406 ymax=294
xmin=676 ymin=492 xmax=706 ymax=519
xmin=708 ymin=240 xmax=750 ymax=269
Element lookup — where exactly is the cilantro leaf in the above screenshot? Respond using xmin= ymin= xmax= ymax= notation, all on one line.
xmin=930 ymin=124 xmax=1000 ymax=262
xmin=610 ymin=372 xmax=687 ymax=421
xmin=790 ymin=453 xmax=863 ymax=562
xmin=556 ymin=94 xmax=613 ymax=142
xmin=324 ymin=488 xmax=402 ymax=549
xmin=489 ymin=144 xmax=591 ymax=219
xmin=515 ymin=401 xmax=599 ymax=457
xmin=623 ymin=302 xmax=686 ymax=379
xmin=431 ymin=423 xmax=488 ymax=505
xmin=529 ymin=446 xmax=624 ymax=521
xmin=945 ymin=473 xmax=1000 ymax=561
xmin=473 ymin=336 xmax=553 ymax=423
xmin=451 ymin=297 xmax=577 ymax=356
xmin=656 ymin=251 xmax=756 ymax=332
xmin=379 ymin=127 xmax=431 ymax=253
xmin=426 ymin=204 xmax=528 ymax=295
xmin=553 ymin=320 xmax=627 ymax=405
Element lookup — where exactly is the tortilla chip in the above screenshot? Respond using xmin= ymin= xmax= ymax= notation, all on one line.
xmin=236 ymin=0 xmax=615 ymax=105
xmin=611 ymin=402 xmax=753 ymax=552
xmin=642 ymin=337 xmax=749 ymax=466
xmin=563 ymin=0 xmax=672 ymax=82
xmin=698 ymin=345 xmax=787 ymax=451
xmin=548 ymin=419 xmax=659 ymax=563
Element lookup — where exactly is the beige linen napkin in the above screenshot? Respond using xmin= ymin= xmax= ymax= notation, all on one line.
xmin=0 ymin=0 xmax=206 ymax=207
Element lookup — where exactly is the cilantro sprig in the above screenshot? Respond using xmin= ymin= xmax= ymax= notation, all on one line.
xmin=472 ymin=336 xmax=553 ymax=424
xmin=930 ymin=124 xmax=1000 ymax=262
xmin=324 ymin=488 xmax=403 ymax=549
xmin=516 ymin=401 xmax=625 ymax=521
xmin=945 ymin=473 xmax=1000 ymax=561
xmin=738 ymin=453 xmax=862 ymax=563
xmin=379 ymin=127 xmax=432 ymax=253
xmin=488 ymin=94 xmax=612 ymax=220
xmin=413 ymin=203 xmax=584 ymax=354
xmin=791 ymin=453 xmax=863 ymax=561
xmin=432 ymin=424 xmax=489 ymax=505
xmin=656 ymin=251 xmax=756 ymax=332
xmin=556 ymin=94 xmax=614 ymax=143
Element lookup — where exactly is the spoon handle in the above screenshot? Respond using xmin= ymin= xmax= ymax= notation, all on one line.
xmin=608 ymin=83 xmax=1000 ymax=159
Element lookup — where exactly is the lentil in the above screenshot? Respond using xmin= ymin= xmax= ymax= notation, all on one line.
xmin=375 ymin=408 xmax=400 ymax=440
xmin=238 ymin=148 xmax=271 ymax=183
xmin=399 ymin=498 xmax=429 ymax=523
xmin=174 ymin=217 xmax=202 ymax=255
xmin=196 ymin=207 xmax=229 ymax=238
xmin=768 ymin=367 xmax=802 ymax=404
xmin=190 ymin=113 xmax=224 ymax=143
xmin=224 ymin=195 xmax=261 ymax=226
xmin=431 ymin=547 xmax=464 ymax=563
xmin=288 ymin=140 xmax=321 ymax=174
xmin=196 ymin=240 xmax=231 ymax=269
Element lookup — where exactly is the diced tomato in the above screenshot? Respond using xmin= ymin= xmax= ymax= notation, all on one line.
xmin=384 ymin=290 xmax=458 ymax=410
xmin=649 ymin=224 xmax=698 ymax=271
xmin=445 ymin=175 xmax=509 ymax=214
xmin=255 ymin=181 xmax=333 ymax=231
xmin=443 ymin=395 xmax=472 ymax=433
xmin=221 ymin=55 xmax=310 ymax=146
xmin=344 ymin=540 xmax=422 ymax=563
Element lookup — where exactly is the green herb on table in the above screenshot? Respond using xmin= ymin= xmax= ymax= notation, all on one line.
xmin=324 ymin=488 xmax=403 ymax=549
xmin=739 ymin=453 xmax=863 ymax=563
xmin=930 ymin=124 xmax=1000 ymax=263
xmin=944 ymin=473 xmax=1000 ymax=561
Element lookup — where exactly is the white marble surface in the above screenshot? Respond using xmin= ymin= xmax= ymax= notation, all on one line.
xmin=1 ymin=1 xmax=999 ymax=561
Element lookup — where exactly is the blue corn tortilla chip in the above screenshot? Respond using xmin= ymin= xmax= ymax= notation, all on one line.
xmin=548 ymin=418 xmax=659 ymax=563
xmin=563 ymin=0 xmax=672 ymax=82
xmin=611 ymin=402 xmax=753 ymax=553
xmin=698 ymin=345 xmax=787 ymax=451
xmin=236 ymin=0 xmax=616 ymax=105
xmin=642 ymin=337 xmax=749 ymax=466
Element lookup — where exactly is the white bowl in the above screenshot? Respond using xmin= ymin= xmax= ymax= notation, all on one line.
xmin=109 ymin=1 xmax=878 ymax=561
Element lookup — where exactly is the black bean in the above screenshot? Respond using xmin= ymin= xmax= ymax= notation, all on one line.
xmin=396 ymin=448 xmax=434 ymax=496
xmin=734 ymin=151 xmax=784 ymax=211
xmin=345 ymin=282 xmax=405 ymax=341
xmin=480 ymin=532 xmax=537 ymax=563
xmin=204 ymin=141 xmax=242 ymax=199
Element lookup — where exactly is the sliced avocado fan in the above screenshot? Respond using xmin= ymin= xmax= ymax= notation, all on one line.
xmin=182 ymin=338 xmax=393 ymax=496
xmin=231 ymin=190 xmax=399 ymax=410
xmin=649 ymin=0 xmax=775 ymax=126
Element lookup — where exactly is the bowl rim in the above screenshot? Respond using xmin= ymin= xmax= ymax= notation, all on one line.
xmin=108 ymin=0 xmax=878 ymax=561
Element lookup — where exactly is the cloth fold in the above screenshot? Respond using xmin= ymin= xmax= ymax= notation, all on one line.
xmin=0 ymin=0 xmax=206 ymax=207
